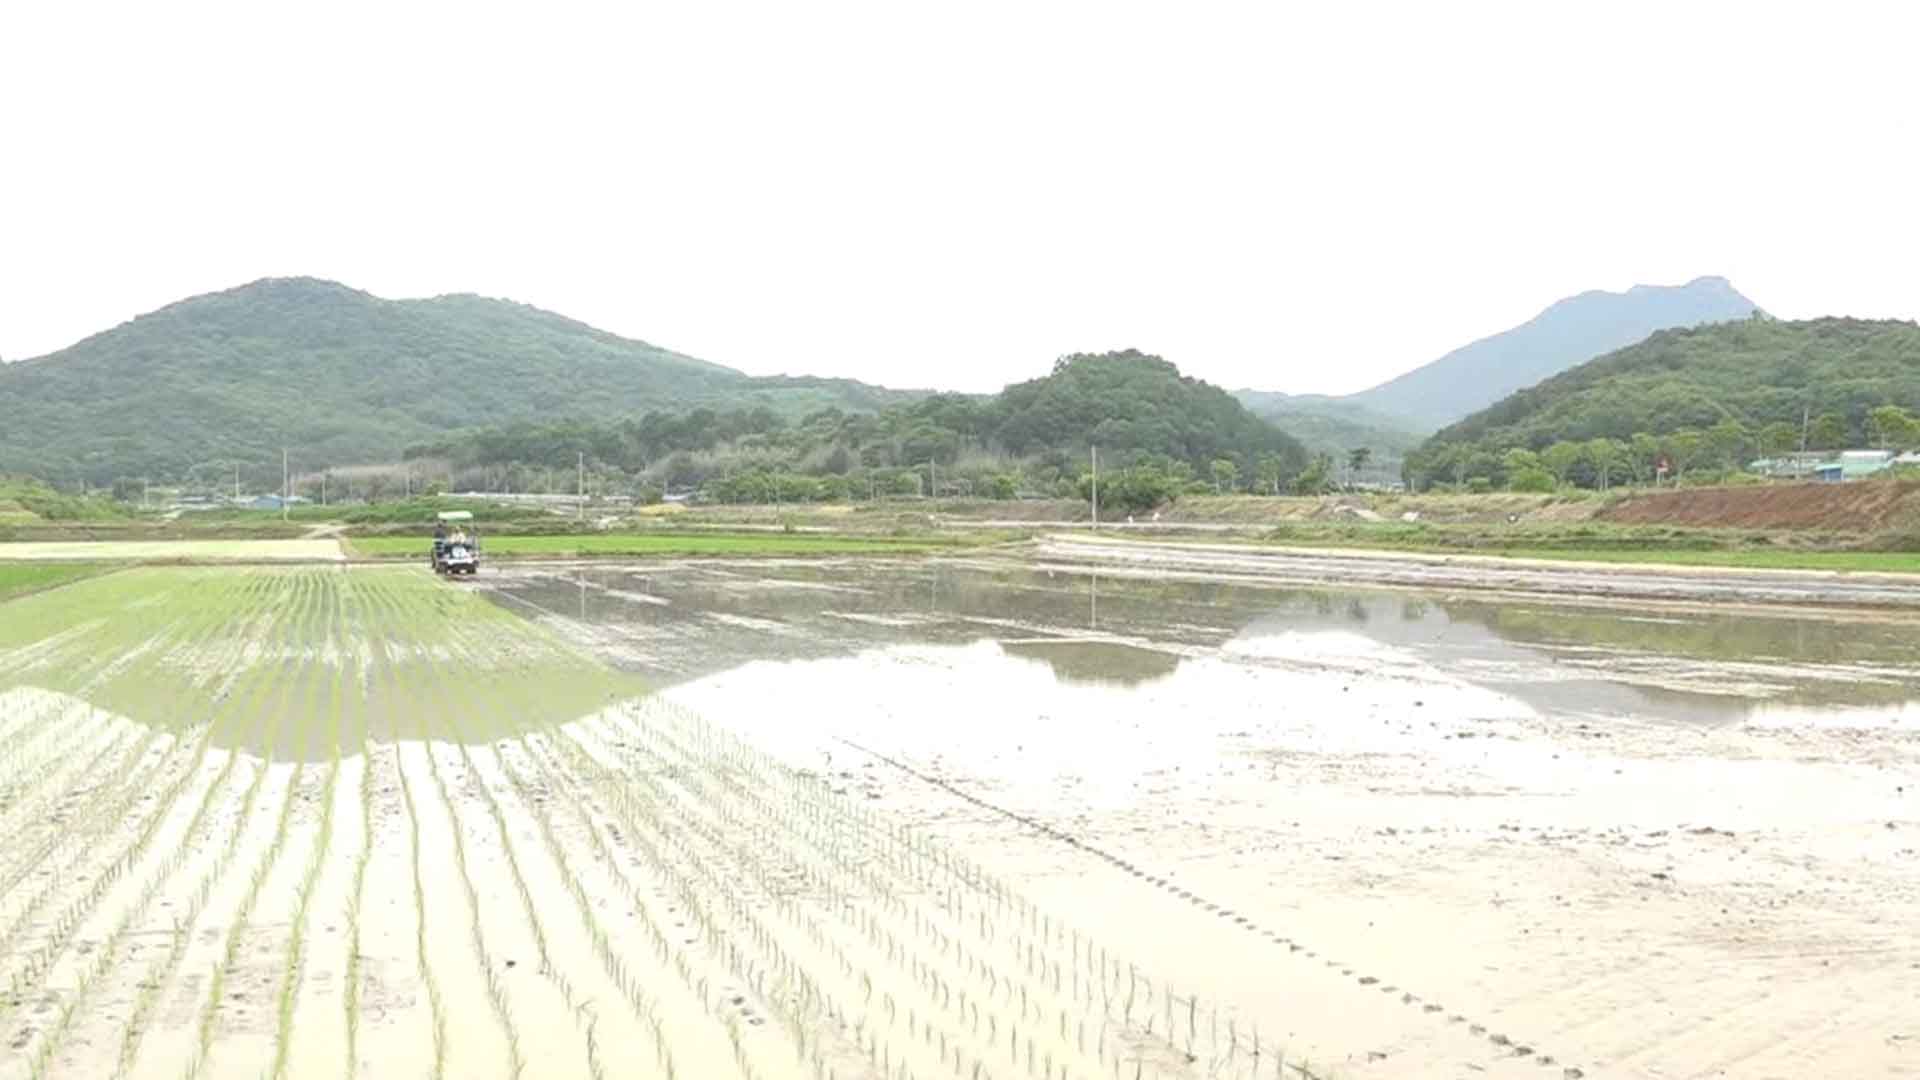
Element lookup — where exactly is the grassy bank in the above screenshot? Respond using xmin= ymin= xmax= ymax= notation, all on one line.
xmin=346 ymin=531 xmax=990 ymax=559
xmin=0 ymin=563 xmax=108 ymax=602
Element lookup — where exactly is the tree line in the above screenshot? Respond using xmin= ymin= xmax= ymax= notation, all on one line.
xmin=401 ymin=351 xmax=1317 ymax=507
xmin=1408 ymin=406 xmax=1920 ymax=492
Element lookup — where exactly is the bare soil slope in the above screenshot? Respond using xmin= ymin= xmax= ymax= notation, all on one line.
xmin=1598 ymin=480 xmax=1920 ymax=531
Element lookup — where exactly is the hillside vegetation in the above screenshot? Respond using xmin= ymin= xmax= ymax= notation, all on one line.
xmin=1233 ymin=391 xmax=1420 ymax=478
xmin=1407 ymin=318 xmax=1920 ymax=490
xmin=411 ymin=350 xmax=1310 ymax=506
xmin=0 ymin=277 xmax=917 ymax=486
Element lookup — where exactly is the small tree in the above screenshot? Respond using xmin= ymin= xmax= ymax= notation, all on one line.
xmin=1291 ymin=453 xmax=1333 ymax=495
xmin=1868 ymin=405 xmax=1916 ymax=450
xmin=1509 ymin=467 xmax=1555 ymax=493
xmin=1347 ymin=447 xmax=1372 ymax=483
xmin=1541 ymin=441 xmax=1583 ymax=485
xmin=1502 ymin=447 xmax=1541 ymax=476
xmin=1209 ymin=458 xmax=1238 ymax=494
xmin=1757 ymin=421 xmax=1800 ymax=457
xmin=1254 ymin=454 xmax=1286 ymax=495
xmin=1809 ymin=412 xmax=1849 ymax=451
xmin=1584 ymin=437 xmax=1623 ymax=491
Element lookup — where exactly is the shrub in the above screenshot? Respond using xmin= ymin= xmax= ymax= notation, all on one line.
xmin=1508 ymin=467 xmax=1555 ymax=493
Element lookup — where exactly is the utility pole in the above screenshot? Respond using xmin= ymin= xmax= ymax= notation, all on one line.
xmin=577 ymin=452 xmax=585 ymax=522
xmin=1090 ymin=445 xmax=1099 ymax=530
xmin=282 ymin=449 xmax=289 ymax=522
xmin=142 ymin=478 xmax=149 ymax=509
xmin=321 ymin=473 xmax=328 ymax=507
xmin=1800 ymin=403 xmax=1811 ymax=453
xmin=234 ymin=465 xmax=240 ymax=504
xmin=929 ymin=459 xmax=937 ymax=501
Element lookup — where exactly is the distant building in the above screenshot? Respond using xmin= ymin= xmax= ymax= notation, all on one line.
xmin=1812 ymin=450 xmax=1895 ymax=483
xmin=246 ymin=494 xmax=310 ymax=510
xmin=1748 ymin=452 xmax=1827 ymax=480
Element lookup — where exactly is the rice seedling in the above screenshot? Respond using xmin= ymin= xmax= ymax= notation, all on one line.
xmin=2 ymin=564 xmax=1317 ymax=1080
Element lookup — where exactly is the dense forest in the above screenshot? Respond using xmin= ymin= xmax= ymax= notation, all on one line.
xmin=404 ymin=351 xmax=1312 ymax=508
xmin=1406 ymin=317 xmax=1920 ymax=490
xmin=0 ymin=277 xmax=917 ymax=487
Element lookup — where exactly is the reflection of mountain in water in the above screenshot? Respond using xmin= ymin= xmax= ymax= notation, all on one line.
xmin=1000 ymin=640 xmax=1183 ymax=688
xmin=485 ymin=560 xmax=1920 ymax=725
xmin=1227 ymin=591 xmax=1920 ymax=721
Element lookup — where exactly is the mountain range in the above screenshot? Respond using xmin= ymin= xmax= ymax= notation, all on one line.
xmin=0 ymin=278 xmax=918 ymax=485
xmin=1235 ymin=276 xmax=1761 ymax=465
xmin=1 ymin=273 xmax=1765 ymax=487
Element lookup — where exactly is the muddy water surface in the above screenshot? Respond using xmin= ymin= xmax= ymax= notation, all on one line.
xmin=487 ymin=558 xmax=1920 ymax=1079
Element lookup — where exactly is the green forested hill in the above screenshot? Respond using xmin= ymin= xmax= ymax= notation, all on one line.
xmin=0 ymin=278 xmax=916 ymax=485
xmin=413 ymin=349 xmax=1310 ymax=499
xmin=1407 ymin=317 xmax=1920 ymax=487
xmin=991 ymin=351 xmax=1305 ymax=467
xmin=425 ymin=349 xmax=1309 ymax=474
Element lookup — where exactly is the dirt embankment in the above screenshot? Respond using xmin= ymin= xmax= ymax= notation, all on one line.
xmin=1597 ymin=480 xmax=1920 ymax=531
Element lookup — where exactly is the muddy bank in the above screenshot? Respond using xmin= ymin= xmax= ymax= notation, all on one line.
xmin=1027 ymin=534 xmax=1920 ymax=608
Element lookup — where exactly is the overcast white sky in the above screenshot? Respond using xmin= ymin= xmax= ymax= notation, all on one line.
xmin=3 ymin=2 xmax=1916 ymax=395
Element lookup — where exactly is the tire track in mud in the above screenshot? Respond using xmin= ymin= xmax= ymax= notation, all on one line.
xmin=835 ymin=735 xmax=1589 ymax=1080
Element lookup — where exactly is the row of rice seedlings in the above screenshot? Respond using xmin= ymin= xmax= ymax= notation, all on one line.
xmin=0 ymin=704 xmax=149 ymax=896
xmin=0 ymin=686 xmax=141 ymax=835
xmin=267 ymin=572 xmax=350 ymax=1080
xmin=418 ymin=650 xmax=568 ymax=1005
xmin=341 ymin=573 xmax=384 ymax=1080
xmin=420 ymin=602 xmax=711 ymax=1078
xmin=8 ymin=573 xmax=269 ymax=1075
xmin=109 ymin=592 xmax=298 ymax=1080
xmin=354 ymin=571 xmax=456 ymax=1080
xmin=408 ymin=596 xmax=617 ymax=1077
xmin=0 ymin=577 xmax=261 ymax=1027
xmin=559 ymin=715 xmax=1020 ymax=1078
xmin=24 ymin=708 xmax=257 ymax=1077
xmin=0 ymin=589 xmax=224 ymax=900
xmin=180 ymin=569 xmax=329 ymax=1079
xmin=601 ymin=700 xmax=1279 ymax=1079
xmin=404 ymin=589 xmax=528 ymax=1080
xmin=488 ymin=735 xmax=685 ymax=1077
xmin=517 ymin=730 xmax=779 ymax=1080
xmin=534 ymin=705 xmax=978 ymax=1079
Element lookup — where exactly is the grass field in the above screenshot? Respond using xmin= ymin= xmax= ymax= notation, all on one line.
xmin=0 ymin=566 xmax=1267 ymax=1080
xmin=0 ymin=539 xmax=344 ymax=562
xmin=347 ymin=531 xmax=980 ymax=559
xmin=0 ymin=562 xmax=105 ymax=602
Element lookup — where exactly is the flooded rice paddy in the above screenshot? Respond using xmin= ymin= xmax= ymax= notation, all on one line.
xmin=487 ymin=556 xmax=1920 ymax=1079
xmin=0 ymin=557 xmax=1914 ymax=1079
